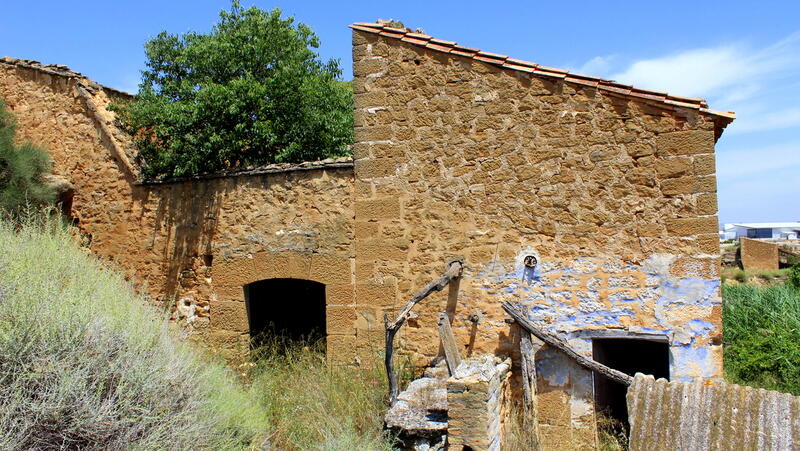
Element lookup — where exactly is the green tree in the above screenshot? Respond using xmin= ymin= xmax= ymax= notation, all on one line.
xmin=0 ymin=100 xmax=55 ymax=210
xmin=112 ymin=2 xmax=353 ymax=179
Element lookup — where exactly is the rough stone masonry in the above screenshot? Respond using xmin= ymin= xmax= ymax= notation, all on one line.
xmin=0 ymin=18 xmax=734 ymax=448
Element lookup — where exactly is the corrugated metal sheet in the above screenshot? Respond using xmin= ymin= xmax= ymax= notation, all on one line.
xmin=627 ymin=373 xmax=800 ymax=450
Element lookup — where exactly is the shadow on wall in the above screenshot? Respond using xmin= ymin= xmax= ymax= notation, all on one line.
xmin=132 ymin=178 xmax=226 ymax=302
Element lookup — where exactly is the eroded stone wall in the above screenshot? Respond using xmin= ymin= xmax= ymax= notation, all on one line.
xmin=0 ymin=61 xmax=364 ymax=362
xmin=352 ymin=29 xmax=723 ymax=446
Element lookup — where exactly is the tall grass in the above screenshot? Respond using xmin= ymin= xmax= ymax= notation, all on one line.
xmin=0 ymin=212 xmax=268 ymax=450
xmin=248 ymin=341 xmax=393 ymax=451
xmin=723 ymin=283 xmax=800 ymax=394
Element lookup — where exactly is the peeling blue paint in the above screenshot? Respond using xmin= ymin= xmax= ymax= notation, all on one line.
xmin=479 ymin=253 xmax=722 ymax=389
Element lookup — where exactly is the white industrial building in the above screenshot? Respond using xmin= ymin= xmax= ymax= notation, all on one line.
xmin=721 ymin=222 xmax=800 ymax=241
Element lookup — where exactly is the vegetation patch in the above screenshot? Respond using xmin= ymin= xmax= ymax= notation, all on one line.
xmin=247 ymin=341 xmax=394 ymax=450
xmin=0 ymin=212 xmax=267 ymax=450
xmin=723 ymin=282 xmax=800 ymax=394
xmin=112 ymin=1 xmax=353 ymax=179
xmin=0 ymin=100 xmax=55 ymax=211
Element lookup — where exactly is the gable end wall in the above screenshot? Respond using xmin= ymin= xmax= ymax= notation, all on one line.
xmin=352 ymin=30 xmax=722 ymax=446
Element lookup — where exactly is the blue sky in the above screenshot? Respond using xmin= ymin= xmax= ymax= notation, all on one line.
xmin=2 ymin=1 xmax=798 ymax=225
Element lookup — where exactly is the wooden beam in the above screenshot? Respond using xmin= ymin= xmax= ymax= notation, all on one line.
xmin=519 ymin=330 xmax=541 ymax=407
xmin=386 ymin=261 xmax=463 ymax=332
xmin=385 ymin=261 xmax=463 ymax=404
xmin=519 ymin=328 xmax=542 ymax=444
xmin=438 ymin=312 xmax=461 ymax=375
xmin=502 ymin=302 xmax=633 ymax=386
xmin=780 ymin=248 xmax=800 ymax=259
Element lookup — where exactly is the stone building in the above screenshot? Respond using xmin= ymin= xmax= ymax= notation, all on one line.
xmin=0 ymin=20 xmax=733 ymax=448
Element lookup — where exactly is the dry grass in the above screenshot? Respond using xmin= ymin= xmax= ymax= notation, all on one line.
xmin=247 ymin=341 xmax=397 ymax=450
xmin=504 ymin=402 xmax=541 ymax=450
xmin=721 ymin=267 xmax=788 ymax=284
xmin=0 ymin=210 xmax=268 ymax=450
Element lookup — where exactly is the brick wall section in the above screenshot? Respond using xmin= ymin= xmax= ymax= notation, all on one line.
xmin=627 ymin=373 xmax=800 ymax=450
xmin=740 ymin=237 xmax=779 ymax=271
xmin=352 ymin=29 xmax=724 ymax=443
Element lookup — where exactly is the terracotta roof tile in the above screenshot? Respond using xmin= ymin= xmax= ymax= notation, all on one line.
xmin=426 ymin=42 xmax=453 ymax=53
xmin=453 ymin=44 xmax=480 ymax=53
xmin=533 ymin=69 xmax=566 ymax=79
xmin=430 ymin=38 xmax=457 ymax=46
xmin=349 ymin=22 xmax=735 ymax=125
xmin=401 ymin=36 xmax=430 ymax=46
xmin=502 ymin=62 xmax=537 ymax=73
xmin=406 ymin=32 xmax=432 ymax=40
xmin=473 ymin=55 xmax=505 ymax=65
xmin=451 ymin=49 xmax=477 ymax=58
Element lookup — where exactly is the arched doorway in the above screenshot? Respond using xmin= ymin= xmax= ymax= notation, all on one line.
xmin=244 ymin=278 xmax=326 ymax=348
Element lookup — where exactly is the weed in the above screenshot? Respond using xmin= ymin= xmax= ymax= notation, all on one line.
xmin=504 ymin=402 xmax=540 ymax=451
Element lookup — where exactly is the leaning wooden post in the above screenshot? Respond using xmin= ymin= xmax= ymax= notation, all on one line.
xmin=385 ymin=261 xmax=463 ymax=404
xmin=503 ymin=301 xmax=633 ymax=386
xmin=518 ymin=327 xmax=543 ymax=445
xmin=519 ymin=330 xmax=541 ymax=408
xmin=438 ymin=312 xmax=461 ymax=375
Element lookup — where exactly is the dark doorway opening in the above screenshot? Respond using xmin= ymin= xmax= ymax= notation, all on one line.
xmin=593 ymin=338 xmax=669 ymax=433
xmin=245 ymin=278 xmax=326 ymax=349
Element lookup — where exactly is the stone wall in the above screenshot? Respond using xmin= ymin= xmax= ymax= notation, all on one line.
xmin=627 ymin=373 xmax=800 ymax=450
xmin=741 ymin=237 xmax=779 ymax=271
xmin=0 ymin=60 xmax=368 ymax=363
xmin=351 ymin=26 xmax=726 ymax=446
xmin=447 ymin=356 xmax=511 ymax=451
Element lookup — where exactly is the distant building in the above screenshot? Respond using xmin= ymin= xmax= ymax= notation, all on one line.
xmin=722 ymin=222 xmax=800 ymax=241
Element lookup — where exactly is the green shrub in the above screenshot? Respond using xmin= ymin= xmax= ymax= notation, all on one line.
xmin=789 ymin=262 xmax=800 ymax=289
xmin=0 ymin=100 xmax=56 ymax=211
xmin=112 ymin=1 xmax=353 ymax=179
xmin=0 ymin=212 xmax=267 ymax=450
xmin=723 ymin=283 xmax=800 ymax=394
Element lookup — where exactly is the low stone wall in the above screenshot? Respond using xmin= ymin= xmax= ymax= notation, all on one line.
xmin=741 ymin=237 xmax=779 ymax=271
xmin=627 ymin=374 xmax=800 ymax=450
xmin=447 ymin=356 xmax=511 ymax=451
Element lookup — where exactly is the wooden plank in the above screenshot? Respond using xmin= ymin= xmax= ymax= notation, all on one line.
xmin=438 ymin=312 xmax=461 ymax=374
xmin=780 ymin=248 xmax=800 ymax=258
xmin=519 ymin=328 xmax=542 ymax=444
xmin=519 ymin=330 xmax=535 ymax=406
xmin=385 ymin=261 xmax=463 ymax=404
xmin=503 ymin=302 xmax=633 ymax=386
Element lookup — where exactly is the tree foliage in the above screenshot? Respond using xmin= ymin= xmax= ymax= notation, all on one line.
xmin=112 ymin=2 xmax=353 ymax=179
xmin=0 ymin=100 xmax=55 ymax=211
